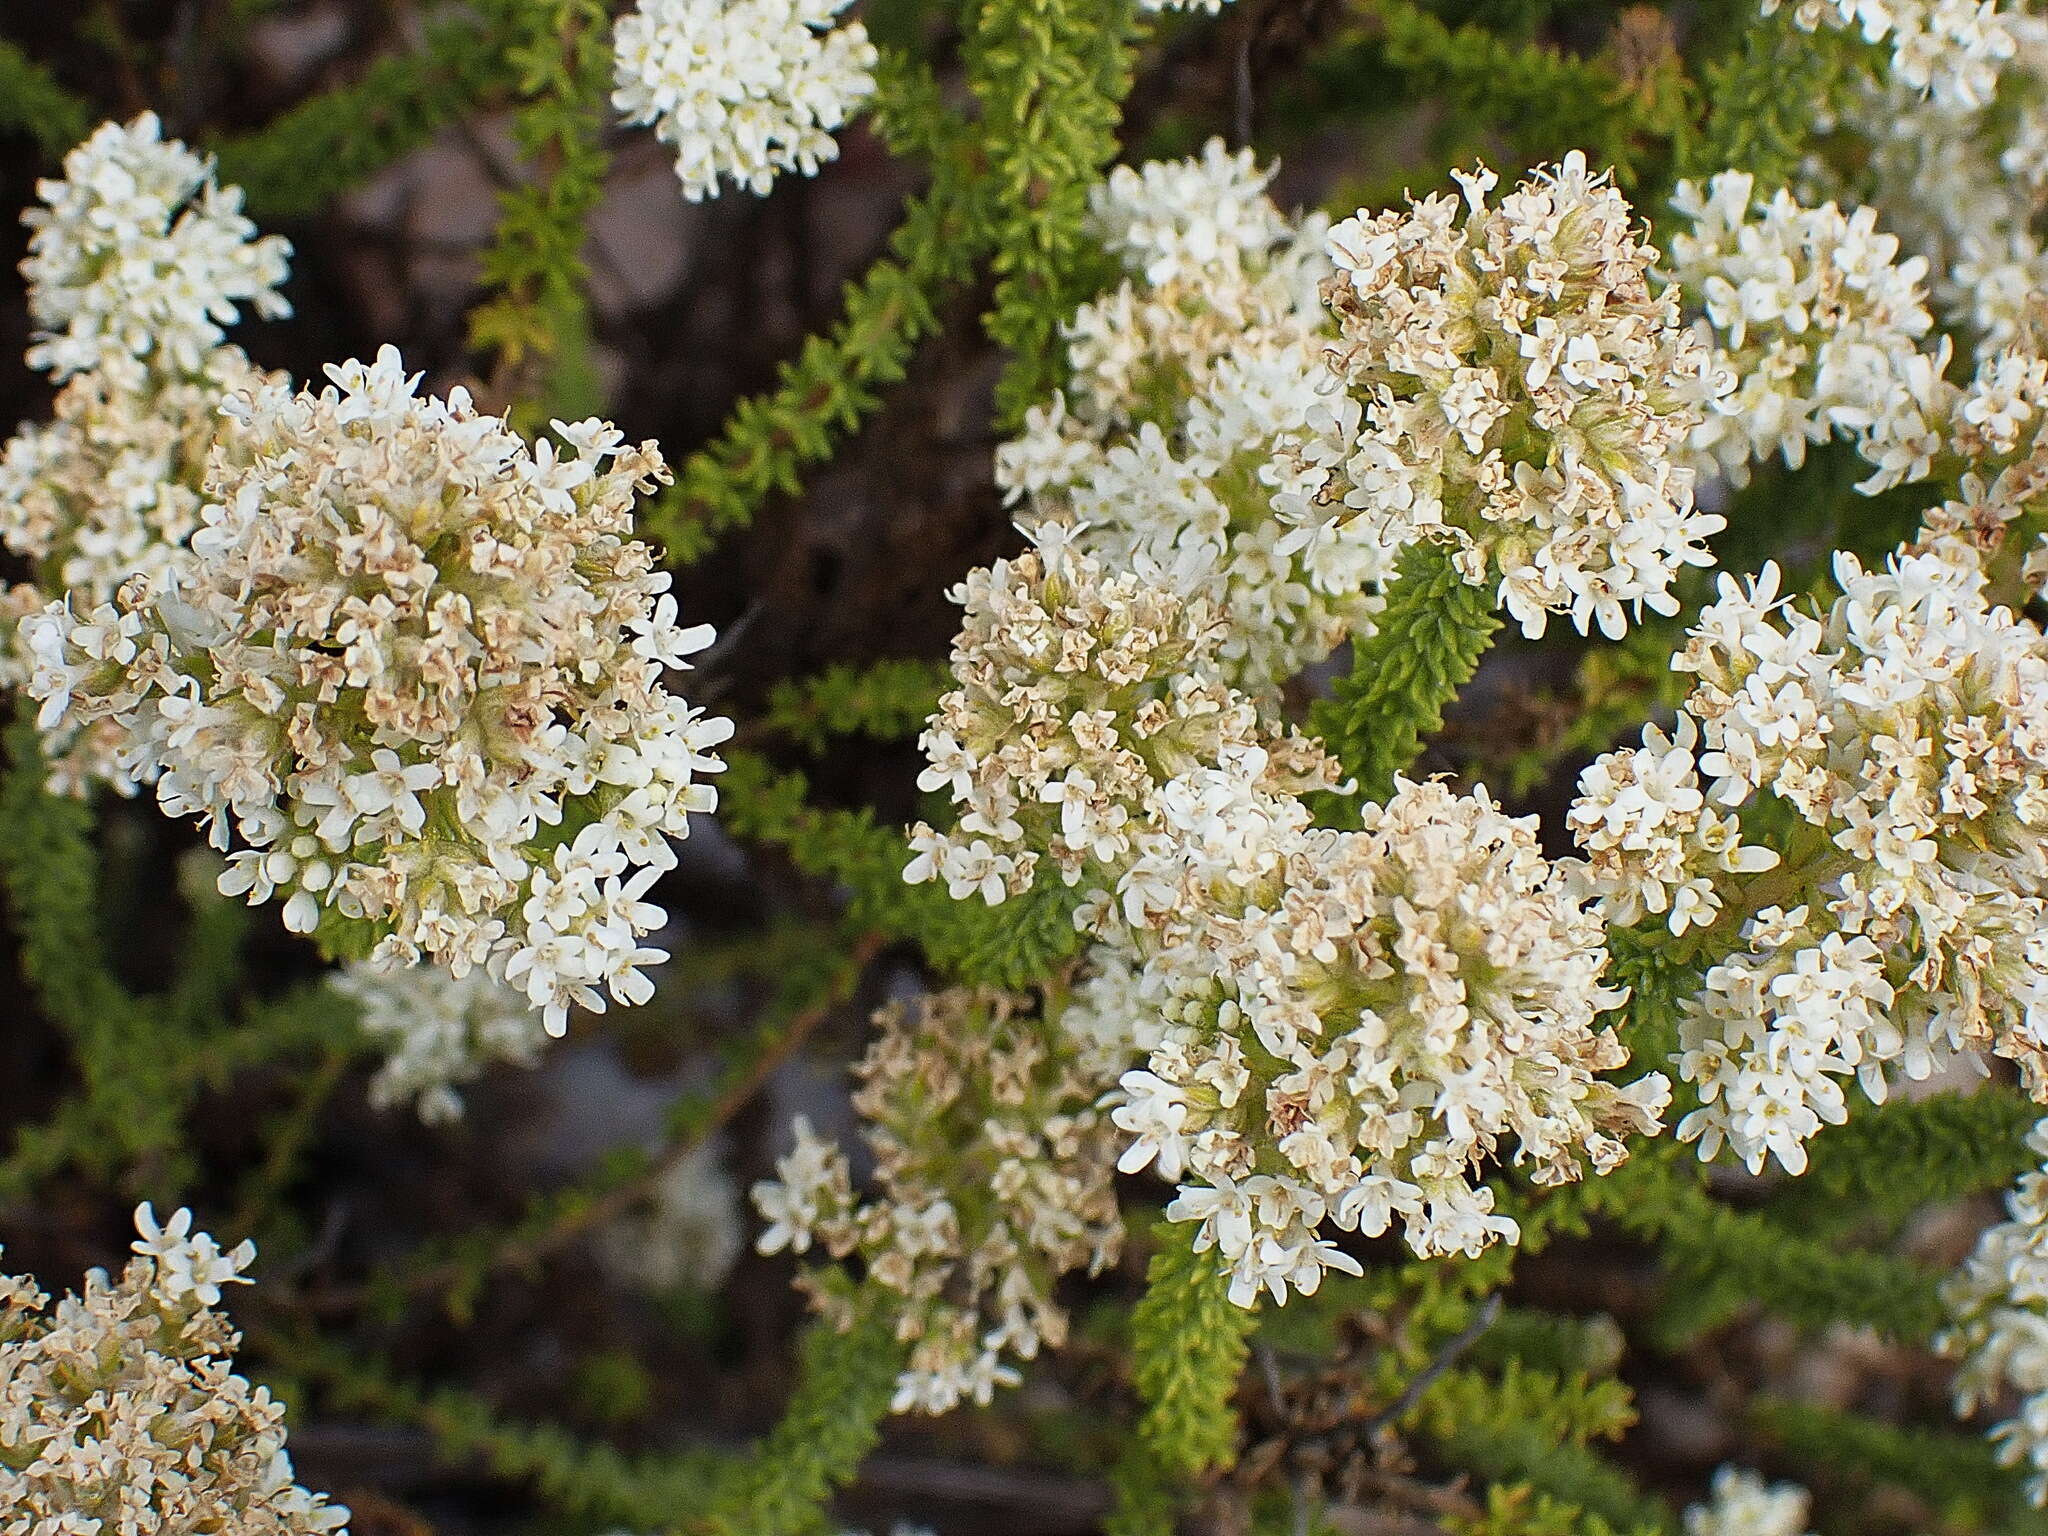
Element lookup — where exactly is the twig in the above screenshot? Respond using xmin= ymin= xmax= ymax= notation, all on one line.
xmin=1364 ymin=1294 xmax=1502 ymax=1434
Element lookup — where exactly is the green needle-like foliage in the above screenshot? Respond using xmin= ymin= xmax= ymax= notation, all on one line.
xmin=1309 ymin=539 xmax=1502 ymax=817
xmin=1107 ymin=1224 xmax=1258 ymax=1535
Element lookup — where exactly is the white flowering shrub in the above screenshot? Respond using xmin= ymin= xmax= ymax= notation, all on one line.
xmin=7 ymin=3 xmax=2048 ymax=1533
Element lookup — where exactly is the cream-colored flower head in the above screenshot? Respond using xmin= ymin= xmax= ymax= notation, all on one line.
xmin=751 ymin=989 xmax=1125 ymax=1414
xmin=25 ymin=347 xmax=731 ymax=1033
xmin=0 ymin=1204 xmax=348 ymax=1532
xmin=21 ymin=114 xmax=290 ymax=389
xmin=612 ymin=0 xmax=877 ymax=200
xmin=1576 ymin=549 xmax=2048 ymax=1174
xmin=1119 ymin=775 xmax=1666 ymax=1301
xmin=904 ymin=523 xmax=1340 ymax=910
xmin=1282 ymin=152 xmax=1725 ymax=640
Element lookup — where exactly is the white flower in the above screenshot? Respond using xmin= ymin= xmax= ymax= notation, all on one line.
xmin=1666 ymin=171 xmax=1955 ymax=493
xmin=598 ymin=1139 xmax=745 ymax=1294
xmin=1084 ymin=140 xmax=1291 ymax=287
xmin=612 ymin=0 xmax=877 ymax=200
xmin=131 ymin=1201 xmax=256 ymax=1306
xmin=1587 ymin=548 xmax=2048 ymax=1170
xmin=1123 ymin=776 xmax=1667 ymax=1292
xmin=1762 ymin=0 xmax=2017 ymax=112
xmin=1282 ymin=153 xmax=1724 ymax=640
xmin=1941 ymin=1119 xmax=2048 ymax=1506
xmin=26 ymin=346 xmax=730 ymax=1032
xmin=1000 ymin=144 xmax=1394 ymax=697
xmin=751 ymin=991 xmax=1125 ymax=1414
xmin=0 ymin=1207 xmax=348 ymax=1532
xmin=903 ymin=524 xmax=1339 ymax=908
xmin=21 ymin=114 xmax=290 ymax=389
xmin=1683 ymin=1465 xmax=1816 ymax=1536
xmin=331 ymin=962 xmax=551 ymax=1123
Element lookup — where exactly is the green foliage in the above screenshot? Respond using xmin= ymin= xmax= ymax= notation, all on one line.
xmin=466 ymin=0 xmax=615 ymax=425
xmin=1454 ymin=1484 xmax=1660 ymax=1536
xmin=1673 ymin=8 xmax=1868 ymax=190
xmin=214 ymin=10 xmax=524 ymax=219
xmin=1623 ymin=1173 xmax=1950 ymax=1342
xmin=643 ymin=166 xmax=993 ymax=562
xmin=760 ymin=658 xmax=952 ymax=753
xmin=1432 ymin=1423 xmax=1670 ymax=1536
xmin=1367 ymin=0 xmax=1690 ymax=191
xmin=692 ymin=1283 xmax=905 ymax=1535
xmin=0 ymin=40 xmax=92 ymax=158
xmin=1766 ymin=1089 xmax=2045 ymax=1234
xmin=271 ymin=1320 xmax=734 ymax=1523
xmin=718 ymin=748 xmax=1088 ymax=985
xmin=1415 ymin=1363 xmax=1636 ymax=1452
xmin=1308 ymin=539 xmax=1502 ymax=817
xmin=1107 ymin=1223 xmax=1258 ymax=1535
xmin=0 ymin=718 xmax=359 ymax=1198
xmin=1749 ymin=1397 xmax=2048 ymax=1533
xmin=965 ymin=0 xmax=1140 ymax=424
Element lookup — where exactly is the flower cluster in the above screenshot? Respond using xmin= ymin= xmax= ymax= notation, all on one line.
xmin=1282 ymin=152 xmax=1725 ymax=640
xmin=3 ymin=117 xmax=292 ymax=791
xmin=1666 ymin=171 xmax=1954 ymax=492
xmin=20 ymin=113 xmax=290 ymax=390
xmin=1566 ymin=715 xmax=1782 ymax=938
xmin=1573 ymin=551 xmax=2048 ymax=1173
xmin=1940 ymin=1117 xmax=2048 ymax=1504
xmin=611 ymin=0 xmax=877 ymax=201
xmin=24 ymin=347 xmax=730 ymax=1033
xmin=1810 ymin=6 xmax=2048 ymax=347
xmin=1682 ymin=1466 xmax=1816 ymax=1536
xmin=1761 ymin=0 xmax=2018 ymax=112
xmin=330 ymin=961 xmax=552 ymax=1124
xmin=1115 ymin=776 xmax=1668 ymax=1298
xmin=0 ymin=354 xmax=281 ymax=791
xmin=903 ymin=524 xmax=1340 ymax=907
xmin=997 ymin=142 xmax=1392 ymax=695
xmin=751 ymin=989 xmax=1125 ymax=1414
xmin=0 ymin=1204 xmax=348 ymax=1533
xmin=598 ymin=1140 xmax=745 ymax=1296
xmin=1913 ymin=320 xmax=2048 ymax=592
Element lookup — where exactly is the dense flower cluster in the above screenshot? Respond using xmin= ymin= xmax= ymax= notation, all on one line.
xmin=1280 ymin=152 xmax=1725 ymax=640
xmin=1762 ymin=0 xmax=2018 ymax=111
xmin=997 ymin=142 xmax=1392 ymax=695
xmin=1682 ymin=1466 xmax=1816 ymax=1536
xmin=611 ymin=0 xmax=877 ymax=200
xmin=24 ymin=347 xmax=730 ymax=1032
xmin=751 ymin=989 xmax=1125 ymax=1413
xmin=1573 ymin=550 xmax=2048 ymax=1172
xmin=1109 ymin=775 xmax=1667 ymax=1296
xmin=0 ymin=357 xmax=271 ymax=611
xmin=1940 ymin=1118 xmax=2048 ymax=1504
xmin=1666 ymin=171 xmax=1953 ymax=492
xmin=3 ymin=117 xmax=291 ymax=791
xmin=20 ymin=113 xmax=290 ymax=389
xmin=0 ymin=354 xmax=281 ymax=791
xmin=1914 ymin=319 xmax=2048 ymax=594
xmin=903 ymin=525 xmax=1340 ymax=907
xmin=0 ymin=1205 xmax=348 ymax=1533
xmin=330 ymin=962 xmax=552 ymax=1124
xmin=1809 ymin=4 xmax=2048 ymax=347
